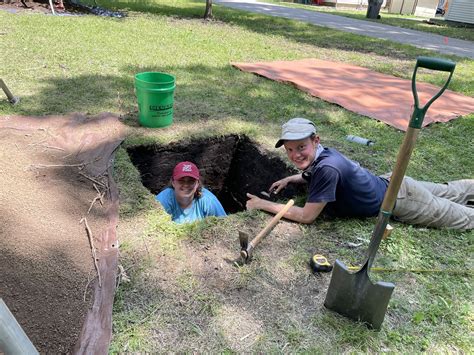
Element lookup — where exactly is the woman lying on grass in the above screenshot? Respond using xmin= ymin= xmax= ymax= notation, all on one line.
xmin=246 ymin=118 xmax=473 ymax=230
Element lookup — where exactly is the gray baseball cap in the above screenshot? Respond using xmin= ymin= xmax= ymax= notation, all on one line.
xmin=275 ymin=118 xmax=317 ymax=148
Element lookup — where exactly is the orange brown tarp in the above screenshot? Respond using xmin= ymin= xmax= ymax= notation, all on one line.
xmin=232 ymin=59 xmax=474 ymax=131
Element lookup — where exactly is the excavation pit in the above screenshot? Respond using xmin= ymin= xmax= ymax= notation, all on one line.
xmin=127 ymin=135 xmax=305 ymax=214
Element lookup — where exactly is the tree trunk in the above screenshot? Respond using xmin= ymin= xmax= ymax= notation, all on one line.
xmin=204 ymin=0 xmax=213 ymax=20
xmin=366 ymin=0 xmax=383 ymax=19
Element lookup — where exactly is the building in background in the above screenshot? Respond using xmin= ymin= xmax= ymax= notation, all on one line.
xmin=386 ymin=0 xmax=438 ymax=16
xmin=444 ymin=0 xmax=474 ymax=25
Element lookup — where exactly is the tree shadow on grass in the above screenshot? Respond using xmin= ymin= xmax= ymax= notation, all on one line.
xmin=10 ymin=74 xmax=133 ymax=117
xmin=9 ymin=62 xmax=334 ymax=127
xmin=86 ymin=0 xmax=207 ymax=19
xmin=90 ymin=0 xmax=473 ymax=65
xmin=9 ymin=60 xmax=472 ymax=173
xmin=8 ymin=60 xmax=472 ymax=184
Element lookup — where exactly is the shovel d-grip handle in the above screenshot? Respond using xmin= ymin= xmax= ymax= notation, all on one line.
xmin=366 ymin=57 xmax=456 ymax=268
xmin=410 ymin=56 xmax=455 ymax=129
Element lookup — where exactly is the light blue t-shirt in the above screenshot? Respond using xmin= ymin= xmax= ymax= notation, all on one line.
xmin=156 ymin=187 xmax=227 ymax=224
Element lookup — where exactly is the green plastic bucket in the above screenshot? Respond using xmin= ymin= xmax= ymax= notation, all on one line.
xmin=135 ymin=72 xmax=176 ymax=128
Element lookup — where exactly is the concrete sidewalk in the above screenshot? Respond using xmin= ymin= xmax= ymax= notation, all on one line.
xmin=215 ymin=0 xmax=474 ymax=59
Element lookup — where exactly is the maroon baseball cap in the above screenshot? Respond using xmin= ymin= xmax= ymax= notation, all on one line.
xmin=172 ymin=161 xmax=200 ymax=180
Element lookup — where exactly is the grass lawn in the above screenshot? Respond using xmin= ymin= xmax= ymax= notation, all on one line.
xmin=263 ymin=0 xmax=474 ymax=41
xmin=1 ymin=0 xmax=473 ymax=352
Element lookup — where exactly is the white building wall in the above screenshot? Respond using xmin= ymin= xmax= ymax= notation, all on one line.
xmin=388 ymin=0 xmax=417 ymax=14
xmin=414 ymin=0 xmax=438 ymax=17
xmin=445 ymin=0 xmax=474 ymax=24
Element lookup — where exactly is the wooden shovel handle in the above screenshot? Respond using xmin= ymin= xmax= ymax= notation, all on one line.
xmin=250 ymin=199 xmax=294 ymax=248
xmin=366 ymin=57 xmax=455 ymax=268
xmin=380 ymin=127 xmax=419 ymax=212
xmin=0 ymin=79 xmax=15 ymax=102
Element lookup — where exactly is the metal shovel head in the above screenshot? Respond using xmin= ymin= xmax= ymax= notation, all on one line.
xmin=239 ymin=231 xmax=249 ymax=250
xmin=324 ymin=259 xmax=395 ymax=330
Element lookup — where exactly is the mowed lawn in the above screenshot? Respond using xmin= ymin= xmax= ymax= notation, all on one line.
xmin=1 ymin=0 xmax=473 ymax=352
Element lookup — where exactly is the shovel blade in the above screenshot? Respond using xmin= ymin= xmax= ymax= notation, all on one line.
xmin=324 ymin=260 xmax=395 ymax=330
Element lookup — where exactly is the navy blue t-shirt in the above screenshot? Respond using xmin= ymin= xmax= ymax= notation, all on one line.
xmin=306 ymin=148 xmax=388 ymax=217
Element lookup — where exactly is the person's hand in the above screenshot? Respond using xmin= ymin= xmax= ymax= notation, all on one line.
xmin=246 ymin=193 xmax=263 ymax=210
xmin=269 ymin=177 xmax=289 ymax=194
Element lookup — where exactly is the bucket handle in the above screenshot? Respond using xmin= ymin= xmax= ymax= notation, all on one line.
xmin=136 ymin=85 xmax=176 ymax=92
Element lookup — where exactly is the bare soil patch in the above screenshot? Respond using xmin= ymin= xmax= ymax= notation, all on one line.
xmin=0 ymin=113 xmax=125 ymax=353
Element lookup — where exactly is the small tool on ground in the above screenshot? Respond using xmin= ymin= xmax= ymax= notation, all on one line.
xmin=260 ymin=189 xmax=278 ymax=202
xmin=346 ymin=135 xmax=374 ymax=146
xmin=324 ymin=56 xmax=456 ymax=330
xmin=310 ymin=254 xmax=333 ymax=273
xmin=239 ymin=199 xmax=294 ymax=263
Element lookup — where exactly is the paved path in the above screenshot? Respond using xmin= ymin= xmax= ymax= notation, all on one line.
xmin=215 ymin=0 xmax=474 ymax=59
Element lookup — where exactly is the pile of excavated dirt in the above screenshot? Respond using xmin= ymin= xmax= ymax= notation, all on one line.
xmin=0 ymin=113 xmax=125 ymax=353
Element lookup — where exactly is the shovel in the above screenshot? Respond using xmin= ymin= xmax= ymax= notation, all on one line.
xmin=240 ymin=199 xmax=294 ymax=263
xmin=324 ymin=56 xmax=456 ymax=330
xmin=0 ymin=79 xmax=20 ymax=105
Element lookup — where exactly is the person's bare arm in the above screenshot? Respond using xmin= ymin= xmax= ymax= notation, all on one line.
xmin=246 ymin=193 xmax=326 ymax=224
xmin=269 ymin=174 xmax=306 ymax=194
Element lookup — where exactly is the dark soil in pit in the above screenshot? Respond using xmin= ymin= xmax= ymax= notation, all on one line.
xmin=127 ymin=134 xmax=306 ymax=213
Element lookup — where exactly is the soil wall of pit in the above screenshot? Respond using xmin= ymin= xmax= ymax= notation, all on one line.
xmin=128 ymin=135 xmax=306 ymax=213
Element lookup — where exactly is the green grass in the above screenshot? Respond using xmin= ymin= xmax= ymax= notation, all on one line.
xmin=1 ymin=0 xmax=473 ymax=353
xmin=263 ymin=0 xmax=474 ymax=41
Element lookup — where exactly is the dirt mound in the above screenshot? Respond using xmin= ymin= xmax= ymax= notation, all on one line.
xmin=0 ymin=113 xmax=126 ymax=353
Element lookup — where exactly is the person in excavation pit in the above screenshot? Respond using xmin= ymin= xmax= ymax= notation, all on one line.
xmin=246 ymin=117 xmax=474 ymax=230
xmin=156 ymin=161 xmax=227 ymax=224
